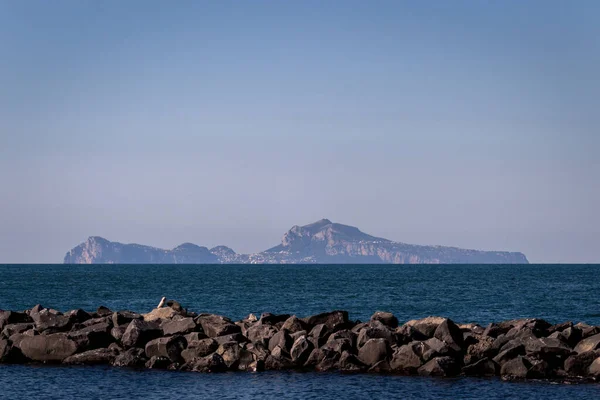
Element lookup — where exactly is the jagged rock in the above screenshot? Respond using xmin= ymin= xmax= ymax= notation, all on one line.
xmin=547 ymin=321 xmax=573 ymax=335
xmin=314 ymin=350 xmax=341 ymax=372
xmin=462 ymin=357 xmax=498 ymax=376
xmin=184 ymin=332 xmax=208 ymax=344
xmin=281 ymin=316 xmax=310 ymax=333
xmin=574 ymin=333 xmax=600 ymax=354
xmin=417 ymin=356 xmax=459 ymax=377
xmin=339 ymin=351 xmax=366 ymax=371
xmin=161 ymin=318 xmax=197 ymax=336
xmin=433 ymin=319 xmax=464 ymax=352
xmin=215 ymin=333 xmax=246 ymax=344
xmin=246 ymin=342 xmax=270 ymax=362
xmin=564 ymin=351 xmax=600 ymax=376
xmin=326 ymin=330 xmax=357 ymax=351
xmin=357 ymin=338 xmax=391 ymax=366
xmin=370 ymin=312 xmax=398 ymax=329
xmin=390 ymin=343 xmax=423 ymax=373
xmin=395 ymin=324 xmax=428 ymax=343
xmin=268 ymin=330 xmax=293 ymax=353
xmin=259 ymin=313 xmax=291 ymax=326
xmin=215 ymin=341 xmax=242 ymax=369
xmin=302 ymin=311 xmax=349 ymax=331
xmin=31 ymin=310 xmax=72 ymax=333
xmin=500 ymin=356 xmax=531 ymax=378
xmin=466 ymin=335 xmax=495 ymax=362
xmin=423 ymin=337 xmax=456 ymax=358
xmin=493 ymin=344 xmax=525 ymax=366
xmin=95 ymin=306 xmax=113 ymax=317
xmin=357 ymin=320 xmax=394 ymax=348
xmin=121 ymin=320 xmax=162 ymax=349
xmin=549 ymin=326 xmax=582 ymax=348
xmin=0 ymin=339 xmax=9 ymax=362
xmin=0 ymin=311 xmax=31 ymax=331
xmin=165 ymin=300 xmax=183 ymax=312
xmin=403 ymin=317 xmax=446 ymax=338
xmin=112 ymin=347 xmax=146 ymax=368
xmin=64 ymin=309 xmax=92 ymax=324
xmin=20 ymin=334 xmax=78 ymax=362
xmin=112 ymin=311 xmax=141 ymax=327
xmin=523 ymin=337 xmax=574 ymax=363
xmin=80 ymin=317 xmax=111 ymax=328
xmin=527 ymin=359 xmax=551 ymax=379
xmin=145 ymin=335 xmax=187 ymax=363
xmin=63 ymin=348 xmax=116 ymax=365
xmin=308 ymin=323 xmax=330 ymax=348
xmin=264 ymin=353 xmax=295 ymax=370
xmin=246 ymin=323 xmax=278 ymax=347
xmin=482 ymin=323 xmax=510 ymax=338
xmin=369 ymin=360 xmax=391 ymax=373
xmin=69 ymin=322 xmax=113 ymax=351
xmin=290 ymin=330 xmax=307 ymax=341
xmin=145 ymin=355 xmax=170 ymax=369
xmin=290 ymin=335 xmax=314 ymax=365
xmin=237 ymin=347 xmax=261 ymax=371
xmin=111 ymin=325 xmax=127 ymax=342
xmin=195 ymin=314 xmax=241 ymax=338
xmin=2 ymin=323 xmax=34 ymax=338
xmin=181 ymin=338 xmax=218 ymax=363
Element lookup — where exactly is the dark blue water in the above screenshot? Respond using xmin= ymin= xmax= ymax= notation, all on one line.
xmin=1 ymin=264 xmax=599 ymax=399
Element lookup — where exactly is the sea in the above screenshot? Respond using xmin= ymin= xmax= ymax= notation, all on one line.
xmin=0 ymin=264 xmax=599 ymax=399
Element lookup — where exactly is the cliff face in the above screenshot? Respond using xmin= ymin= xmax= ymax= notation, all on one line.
xmin=64 ymin=219 xmax=529 ymax=264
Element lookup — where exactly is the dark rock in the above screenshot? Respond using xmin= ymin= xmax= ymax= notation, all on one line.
xmin=547 ymin=321 xmax=573 ymax=335
xmin=281 ymin=316 xmax=310 ymax=333
xmin=121 ymin=320 xmax=162 ymax=349
xmin=2 ymin=323 xmax=34 ymax=338
xmin=112 ymin=347 xmax=147 ymax=368
xmin=63 ymin=348 xmax=116 ymax=365
xmin=246 ymin=323 xmax=278 ymax=347
xmin=339 ymin=350 xmax=366 ymax=372
xmin=326 ymin=330 xmax=357 ymax=350
xmin=112 ymin=311 xmax=141 ymax=327
xmin=370 ymin=311 xmax=398 ymax=329
xmin=64 ymin=309 xmax=92 ymax=324
xmin=264 ymin=353 xmax=295 ymax=370
xmin=302 ymin=311 xmax=349 ymax=332
xmin=161 ymin=318 xmax=197 ymax=336
xmin=145 ymin=335 xmax=187 ymax=363
xmin=369 ymin=360 xmax=391 ymax=373
xmin=589 ymin=357 xmax=600 ymax=377
xmin=259 ymin=313 xmax=291 ymax=326
xmin=290 ymin=335 xmax=314 ymax=365
xmin=95 ymin=306 xmax=113 ymax=317
xmin=0 ymin=339 xmax=9 ymax=362
xmin=357 ymin=338 xmax=391 ymax=367
xmin=466 ymin=335 xmax=496 ymax=362
xmin=395 ymin=324 xmax=429 ymax=343
xmin=20 ymin=334 xmax=78 ymax=362
xmin=80 ymin=316 xmax=111 ymax=328
xmin=188 ymin=353 xmax=228 ymax=372
xmin=357 ymin=321 xmax=394 ymax=348
xmin=500 ymin=356 xmax=531 ymax=378
xmin=493 ymin=344 xmax=525 ymax=366
xmin=0 ymin=311 xmax=31 ymax=330
xmin=216 ymin=341 xmax=242 ymax=369
xmin=195 ymin=314 xmax=241 ymax=338
xmin=527 ymin=359 xmax=551 ymax=379
xmin=314 ymin=350 xmax=341 ymax=372
xmin=69 ymin=322 xmax=113 ymax=351
xmin=246 ymin=342 xmax=270 ymax=362
xmin=290 ymin=330 xmax=307 ymax=341
xmin=523 ymin=337 xmax=574 ymax=363
xmin=423 ymin=337 xmax=456 ymax=357
xmin=145 ymin=355 xmax=170 ymax=369
xmin=417 ymin=356 xmax=460 ymax=377
xmin=308 ymin=323 xmax=331 ymax=348
xmin=433 ymin=319 xmax=464 ymax=352
xmin=462 ymin=357 xmax=499 ymax=376
xmin=390 ymin=343 xmax=423 ymax=373
xmin=184 ymin=332 xmax=208 ymax=344
xmin=165 ymin=300 xmax=184 ymax=312
xmin=574 ymin=333 xmax=600 ymax=354
xmin=564 ymin=351 xmax=600 ymax=376
xmin=214 ymin=333 xmax=246 ymax=344
xmin=31 ymin=310 xmax=72 ymax=333
xmin=181 ymin=338 xmax=219 ymax=363
xmin=237 ymin=347 xmax=261 ymax=371
xmin=482 ymin=323 xmax=510 ymax=338
xmin=268 ymin=330 xmax=293 ymax=353
xmin=111 ymin=325 xmax=127 ymax=342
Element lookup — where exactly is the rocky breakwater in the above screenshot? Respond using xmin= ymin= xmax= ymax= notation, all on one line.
xmin=2 ymin=302 xmax=600 ymax=383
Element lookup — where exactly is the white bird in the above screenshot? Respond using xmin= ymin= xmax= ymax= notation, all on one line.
xmin=157 ymin=297 xmax=166 ymax=308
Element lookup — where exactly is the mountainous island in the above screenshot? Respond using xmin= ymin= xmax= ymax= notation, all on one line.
xmin=63 ymin=219 xmax=528 ymax=264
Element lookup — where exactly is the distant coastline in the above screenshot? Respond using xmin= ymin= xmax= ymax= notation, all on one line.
xmin=64 ymin=219 xmax=528 ymax=265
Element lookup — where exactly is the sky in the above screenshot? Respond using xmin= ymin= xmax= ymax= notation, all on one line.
xmin=0 ymin=1 xmax=598 ymax=263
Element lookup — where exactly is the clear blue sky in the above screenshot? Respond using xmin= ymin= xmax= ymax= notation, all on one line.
xmin=1 ymin=1 xmax=598 ymax=263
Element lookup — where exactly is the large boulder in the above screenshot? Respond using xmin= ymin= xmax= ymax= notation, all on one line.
xmin=492 ymin=344 xmax=525 ymax=366
xmin=69 ymin=322 xmax=113 ymax=351
xmin=63 ymin=348 xmax=116 ymax=365
xmin=574 ymin=333 xmax=600 ymax=354
xmin=181 ymin=338 xmax=219 ymax=363
xmin=589 ymin=357 xmax=600 ymax=377
xmin=281 ymin=316 xmax=310 ymax=333
xmin=31 ymin=309 xmax=72 ymax=333
xmin=268 ymin=329 xmax=293 ymax=353
xmin=195 ymin=314 xmax=241 ymax=338
xmin=390 ymin=343 xmax=424 ymax=373
xmin=339 ymin=351 xmax=366 ymax=372
xmin=500 ymin=356 xmax=531 ymax=379
xmin=64 ymin=309 xmax=92 ymax=325
xmin=370 ymin=312 xmax=398 ymax=329
xmin=302 ymin=311 xmax=349 ymax=332
xmin=433 ymin=319 xmax=464 ymax=352
xmin=145 ymin=335 xmax=187 ymax=363
xmin=0 ymin=311 xmax=31 ymax=331
xmin=462 ymin=357 xmax=499 ymax=376
xmin=259 ymin=313 xmax=291 ymax=326
xmin=112 ymin=347 xmax=147 ymax=368
xmin=357 ymin=338 xmax=391 ymax=367
xmin=20 ymin=334 xmax=78 ymax=362
xmin=0 ymin=339 xmax=9 ymax=362
xmin=564 ymin=351 xmax=600 ymax=376
xmin=161 ymin=318 xmax=197 ymax=336
xmin=308 ymin=324 xmax=331 ymax=348
xmin=245 ymin=323 xmax=278 ymax=347
xmin=188 ymin=353 xmax=228 ymax=372
xmin=403 ymin=317 xmax=446 ymax=338
xmin=2 ymin=323 xmax=34 ymax=338
xmin=357 ymin=320 xmax=395 ymax=348
xmin=216 ymin=341 xmax=242 ymax=369
xmin=417 ymin=356 xmax=460 ymax=377
xmin=290 ymin=335 xmax=314 ymax=365
xmin=112 ymin=311 xmax=142 ymax=327
xmin=121 ymin=320 xmax=162 ymax=349
xmin=142 ymin=307 xmax=179 ymax=322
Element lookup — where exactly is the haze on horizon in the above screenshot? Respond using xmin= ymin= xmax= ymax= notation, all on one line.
xmin=0 ymin=1 xmax=598 ymax=264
